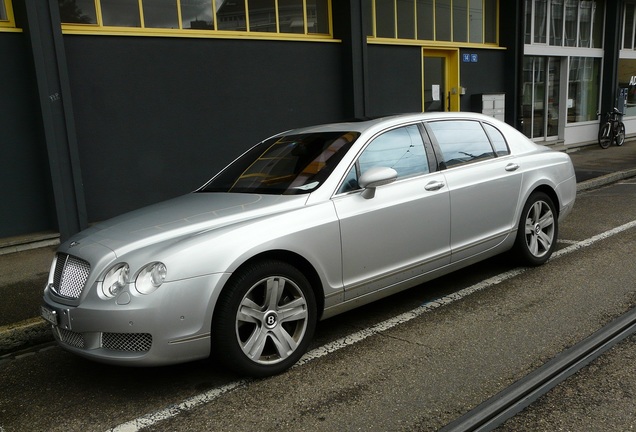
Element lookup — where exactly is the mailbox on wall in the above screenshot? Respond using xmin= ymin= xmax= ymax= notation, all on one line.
xmin=472 ymin=93 xmax=505 ymax=121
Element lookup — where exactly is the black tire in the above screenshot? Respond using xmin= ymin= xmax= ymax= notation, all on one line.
xmin=211 ymin=260 xmax=317 ymax=377
xmin=616 ymin=122 xmax=626 ymax=146
xmin=514 ymin=192 xmax=558 ymax=266
xmin=598 ymin=122 xmax=611 ymax=149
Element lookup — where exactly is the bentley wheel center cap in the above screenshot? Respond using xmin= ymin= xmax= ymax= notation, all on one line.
xmin=264 ymin=311 xmax=278 ymax=329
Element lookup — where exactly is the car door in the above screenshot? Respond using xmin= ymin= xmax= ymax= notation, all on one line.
xmin=332 ymin=124 xmax=451 ymax=300
xmin=425 ymin=119 xmax=523 ymax=263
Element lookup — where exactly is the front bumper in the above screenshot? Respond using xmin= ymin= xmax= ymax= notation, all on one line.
xmin=42 ymin=272 xmax=230 ymax=366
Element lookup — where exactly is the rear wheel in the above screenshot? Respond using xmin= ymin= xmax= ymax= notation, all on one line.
xmin=616 ymin=122 xmax=626 ymax=146
xmin=212 ymin=260 xmax=316 ymax=377
xmin=598 ymin=122 xmax=611 ymax=149
xmin=514 ymin=192 xmax=558 ymax=266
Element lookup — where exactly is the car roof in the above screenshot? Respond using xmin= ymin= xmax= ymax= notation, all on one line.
xmin=283 ymin=112 xmax=503 ymax=135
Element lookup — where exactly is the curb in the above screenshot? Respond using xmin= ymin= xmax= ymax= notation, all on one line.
xmin=2 ymin=169 xmax=636 ymax=357
xmin=577 ymin=168 xmax=636 ymax=192
xmin=0 ymin=318 xmax=52 ymax=356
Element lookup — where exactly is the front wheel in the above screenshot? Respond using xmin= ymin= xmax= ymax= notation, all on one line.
xmin=514 ymin=192 xmax=558 ymax=266
xmin=212 ymin=260 xmax=317 ymax=377
xmin=616 ymin=122 xmax=626 ymax=146
xmin=598 ymin=122 xmax=612 ymax=149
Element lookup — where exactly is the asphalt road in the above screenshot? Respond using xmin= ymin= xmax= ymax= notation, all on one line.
xmin=1 ymin=179 xmax=635 ymax=432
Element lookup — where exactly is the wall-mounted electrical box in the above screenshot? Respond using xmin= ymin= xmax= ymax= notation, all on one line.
xmin=473 ymin=93 xmax=505 ymax=121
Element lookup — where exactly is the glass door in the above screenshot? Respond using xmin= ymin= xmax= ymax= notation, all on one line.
xmin=522 ymin=56 xmax=561 ymax=141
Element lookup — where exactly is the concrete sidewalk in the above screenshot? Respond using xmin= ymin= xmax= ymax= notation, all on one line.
xmin=2 ymin=141 xmax=636 ymax=356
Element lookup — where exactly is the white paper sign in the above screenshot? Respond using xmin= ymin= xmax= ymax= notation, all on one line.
xmin=432 ymin=85 xmax=440 ymax=101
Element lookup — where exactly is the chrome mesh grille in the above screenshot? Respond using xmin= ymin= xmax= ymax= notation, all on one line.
xmin=58 ymin=328 xmax=85 ymax=349
xmin=51 ymin=253 xmax=91 ymax=299
xmin=102 ymin=333 xmax=152 ymax=352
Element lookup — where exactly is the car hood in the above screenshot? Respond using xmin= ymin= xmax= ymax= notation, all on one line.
xmin=64 ymin=193 xmax=308 ymax=257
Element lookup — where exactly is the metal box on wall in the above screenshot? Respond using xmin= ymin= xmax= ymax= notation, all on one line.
xmin=473 ymin=93 xmax=505 ymax=121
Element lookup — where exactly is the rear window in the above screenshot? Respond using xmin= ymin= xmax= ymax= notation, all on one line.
xmin=428 ymin=120 xmax=495 ymax=168
xmin=483 ymin=123 xmax=510 ymax=156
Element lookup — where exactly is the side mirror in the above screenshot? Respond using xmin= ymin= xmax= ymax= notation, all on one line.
xmin=358 ymin=167 xmax=398 ymax=199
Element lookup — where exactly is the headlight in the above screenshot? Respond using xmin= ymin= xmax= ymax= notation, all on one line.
xmin=135 ymin=262 xmax=167 ymax=295
xmin=101 ymin=263 xmax=130 ymax=298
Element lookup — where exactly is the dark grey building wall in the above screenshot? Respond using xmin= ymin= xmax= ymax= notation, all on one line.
xmin=366 ymin=44 xmax=423 ymax=116
xmin=0 ymin=33 xmax=55 ymax=237
xmin=63 ymin=36 xmax=346 ymax=222
xmin=459 ymin=48 xmax=507 ymax=113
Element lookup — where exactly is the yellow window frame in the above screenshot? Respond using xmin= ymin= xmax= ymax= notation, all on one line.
xmin=60 ymin=0 xmax=335 ymax=42
xmin=368 ymin=0 xmax=500 ymax=48
xmin=0 ymin=0 xmax=17 ymax=31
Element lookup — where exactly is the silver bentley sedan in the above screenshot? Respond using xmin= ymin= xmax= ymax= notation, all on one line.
xmin=41 ymin=112 xmax=576 ymax=377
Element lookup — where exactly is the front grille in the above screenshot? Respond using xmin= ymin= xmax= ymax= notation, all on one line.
xmin=51 ymin=253 xmax=91 ymax=299
xmin=102 ymin=333 xmax=152 ymax=352
xmin=58 ymin=328 xmax=85 ymax=349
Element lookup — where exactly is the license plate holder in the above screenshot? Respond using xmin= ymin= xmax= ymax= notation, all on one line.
xmin=41 ymin=306 xmax=58 ymax=326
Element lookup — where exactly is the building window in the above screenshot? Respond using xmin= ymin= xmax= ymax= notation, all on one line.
xmin=58 ymin=0 xmax=332 ymax=38
xmin=369 ymin=0 xmax=499 ymax=45
xmin=623 ymin=3 xmax=636 ymax=49
xmin=618 ymin=59 xmax=636 ymax=116
xmin=0 ymin=0 xmax=16 ymax=29
xmin=524 ymin=0 xmax=604 ymax=48
xmin=568 ymin=56 xmax=600 ymax=122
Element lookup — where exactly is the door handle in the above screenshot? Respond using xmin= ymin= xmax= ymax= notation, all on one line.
xmin=505 ymin=163 xmax=520 ymax=172
xmin=425 ymin=180 xmax=445 ymax=191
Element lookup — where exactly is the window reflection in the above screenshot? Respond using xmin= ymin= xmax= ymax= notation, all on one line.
xmin=143 ymin=0 xmax=179 ymax=29
xmin=453 ymin=0 xmax=467 ymax=42
xmin=417 ymin=0 xmax=434 ymax=40
xmin=371 ymin=0 xmax=499 ymax=43
xmin=181 ymin=0 xmax=214 ymax=30
xmin=59 ymin=0 xmax=331 ymax=36
xmin=376 ymin=0 xmax=395 ymax=38
xmin=436 ymin=0 xmax=451 ymax=41
xmin=279 ymin=0 xmax=305 ymax=34
xmin=397 ymin=0 xmax=415 ymax=39
xmin=358 ymin=125 xmax=429 ymax=179
xmin=428 ymin=121 xmax=495 ymax=167
xmin=469 ymin=0 xmax=483 ymax=43
xmin=483 ymin=123 xmax=510 ymax=156
xmin=216 ymin=0 xmax=247 ymax=31
xmin=101 ymin=0 xmax=141 ymax=27
xmin=568 ymin=56 xmax=599 ymax=122
xmin=249 ymin=0 xmax=277 ymax=32
xmin=307 ymin=0 xmax=329 ymax=34
xmin=200 ymin=132 xmax=359 ymax=194
xmin=58 ymin=0 xmax=97 ymax=24
xmin=527 ymin=0 xmax=604 ymax=48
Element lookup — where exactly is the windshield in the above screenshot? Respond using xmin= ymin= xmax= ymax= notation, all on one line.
xmin=199 ymin=131 xmax=359 ymax=194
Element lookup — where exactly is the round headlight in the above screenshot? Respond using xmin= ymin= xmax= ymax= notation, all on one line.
xmin=101 ymin=263 xmax=129 ymax=298
xmin=135 ymin=262 xmax=167 ymax=295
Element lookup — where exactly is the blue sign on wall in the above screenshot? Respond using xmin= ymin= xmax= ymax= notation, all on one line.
xmin=471 ymin=54 xmax=478 ymax=62
xmin=462 ymin=53 xmax=471 ymax=62
xmin=462 ymin=53 xmax=479 ymax=63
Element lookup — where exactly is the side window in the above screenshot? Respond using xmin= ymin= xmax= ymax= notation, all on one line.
xmin=338 ymin=125 xmax=429 ymax=194
xmin=359 ymin=125 xmax=429 ymax=178
xmin=483 ymin=123 xmax=510 ymax=156
xmin=428 ymin=120 xmax=495 ymax=168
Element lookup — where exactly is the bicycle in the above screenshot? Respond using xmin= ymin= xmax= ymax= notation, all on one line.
xmin=597 ymin=107 xmax=625 ymax=149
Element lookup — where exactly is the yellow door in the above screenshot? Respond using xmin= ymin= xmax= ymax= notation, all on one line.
xmin=422 ymin=49 xmax=460 ymax=112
